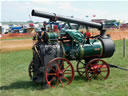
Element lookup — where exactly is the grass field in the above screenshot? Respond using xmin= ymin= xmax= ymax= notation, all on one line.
xmin=0 ymin=40 xmax=128 ymax=96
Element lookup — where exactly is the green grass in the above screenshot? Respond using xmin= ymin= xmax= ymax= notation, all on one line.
xmin=0 ymin=40 xmax=128 ymax=96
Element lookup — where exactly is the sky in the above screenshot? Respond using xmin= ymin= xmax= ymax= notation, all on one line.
xmin=1 ymin=0 xmax=128 ymax=22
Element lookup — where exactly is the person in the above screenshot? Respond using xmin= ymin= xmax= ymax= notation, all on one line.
xmin=53 ymin=25 xmax=59 ymax=33
xmin=41 ymin=21 xmax=47 ymax=32
xmin=32 ymin=28 xmax=44 ymax=45
xmin=33 ymin=21 xmax=49 ymax=45
xmin=47 ymin=25 xmax=51 ymax=32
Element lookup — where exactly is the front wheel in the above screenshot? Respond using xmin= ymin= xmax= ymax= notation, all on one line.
xmin=85 ymin=59 xmax=110 ymax=80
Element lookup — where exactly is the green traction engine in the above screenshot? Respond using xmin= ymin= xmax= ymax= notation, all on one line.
xmin=28 ymin=9 xmax=115 ymax=88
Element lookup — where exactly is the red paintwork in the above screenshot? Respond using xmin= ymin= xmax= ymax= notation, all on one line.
xmin=54 ymin=25 xmax=58 ymax=32
xmin=85 ymin=59 xmax=110 ymax=80
xmin=45 ymin=57 xmax=74 ymax=88
xmin=86 ymin=31 xmax=91 ymax=37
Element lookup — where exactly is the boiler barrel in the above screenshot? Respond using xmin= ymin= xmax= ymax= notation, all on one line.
xmin=31 ymin=9 xmax=102 ymax=29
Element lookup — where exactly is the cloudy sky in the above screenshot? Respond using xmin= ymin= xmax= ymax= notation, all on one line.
xmin=1 ymin=0 xmax=128 ymax=22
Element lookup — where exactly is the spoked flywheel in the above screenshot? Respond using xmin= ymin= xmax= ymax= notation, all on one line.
xmin=85 ymin=59 xmax=110 ymax=80
xmin=45 ymin=57 xmax=74 ymax=88
xmin=76 ymin=60 xmax=86 ymax=77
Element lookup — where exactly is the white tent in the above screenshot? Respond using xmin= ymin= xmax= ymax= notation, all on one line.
xmin=1 ymin=25 xmax=10 ymax=34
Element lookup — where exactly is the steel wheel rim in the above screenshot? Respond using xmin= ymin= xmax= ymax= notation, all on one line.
xmin=86 ymin=59 xmax=110 ymax=80
xmin=76 ymin=61 xmax=86 ymax=77
xmin=45 ymin=57 xmax=74 ymax=88
xmin=28 ymin=61 xmax=34 ymax=80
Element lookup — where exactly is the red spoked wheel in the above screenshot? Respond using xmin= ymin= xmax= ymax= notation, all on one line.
xmin=45 ymin=57 xmax=74 ymax=88
xmin=85 ymin=59 xmax=110 ymax=80
xmin=76 ymin=60 xmax=86 ymax=77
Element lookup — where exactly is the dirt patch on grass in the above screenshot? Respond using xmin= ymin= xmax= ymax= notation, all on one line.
xmin=0 ymin=39 xmax=33 ymax=52
xmin=80 ymin=29 xmax=128 ymax=40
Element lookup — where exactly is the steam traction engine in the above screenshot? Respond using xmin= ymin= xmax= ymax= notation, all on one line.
xmin=29 ymin=10 xmax=115 ymax=88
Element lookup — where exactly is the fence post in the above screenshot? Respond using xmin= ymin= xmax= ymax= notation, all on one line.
xmin=123 ymin=38 xmax=126 ymax=58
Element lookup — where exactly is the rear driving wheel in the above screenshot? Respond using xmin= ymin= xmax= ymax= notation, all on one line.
xmin=45 ymin=57 xmax=74 ymax=88
xmin=85 ymin=59 xmax=110 ymax=80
